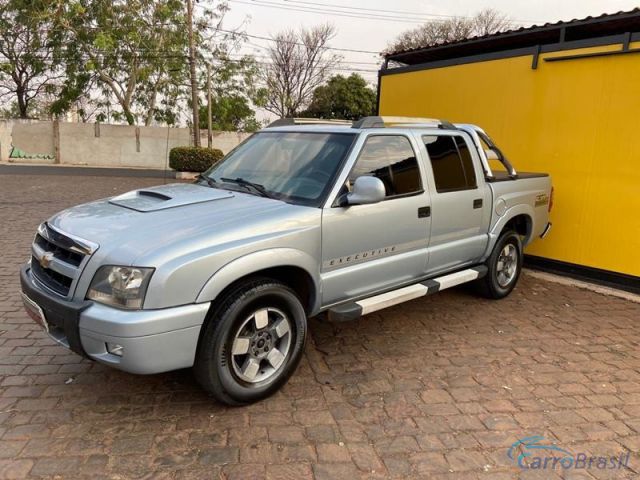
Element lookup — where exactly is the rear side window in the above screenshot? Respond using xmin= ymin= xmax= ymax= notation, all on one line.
xmin=424 ymin=135 xmax=477 ymax=192
xmin=349 ymin=135 xmax=421 ymax=197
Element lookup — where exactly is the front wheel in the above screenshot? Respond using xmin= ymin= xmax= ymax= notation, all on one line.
xmin=194 ymin=278 xmax=307 ymax=405
xmin=477 ymin=230 xmax=523 ymax=299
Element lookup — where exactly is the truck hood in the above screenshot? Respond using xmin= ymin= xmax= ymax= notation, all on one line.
xmin=47 ymin=183 xmax=312 ymax=264
xmin=108 ymin=183 xmax=234 ymax=212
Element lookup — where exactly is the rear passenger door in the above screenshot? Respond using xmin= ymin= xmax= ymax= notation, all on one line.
xmin=321 ymin=134 xmax=431 ymax=306
xmin=422 ymin=132 xmax=489 ymax=274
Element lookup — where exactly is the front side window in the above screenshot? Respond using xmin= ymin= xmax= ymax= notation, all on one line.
xmin=424 ymin=135 xmax=477 ymax=192
xmin=348 ymin=135 xmax=421 ymax=197
xmin=204 ymin=131 xmax=356 ymax=206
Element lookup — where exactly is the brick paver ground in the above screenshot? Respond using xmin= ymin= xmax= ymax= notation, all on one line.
xmin=1 ymin=172 xmax=639 ymax=479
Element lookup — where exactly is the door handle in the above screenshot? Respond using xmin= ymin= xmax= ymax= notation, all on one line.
xmin=473 ymin=199 xmax=483 ymax=209
xmin=418 ymin=206 xmax=431 ymax=218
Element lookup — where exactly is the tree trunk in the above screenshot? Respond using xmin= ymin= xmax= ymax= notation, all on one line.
xmin=124 ymin=107 xmax=135 ymax=125
xmin=144 ymin=83 xmax=160 ymax=126
xmin=186 ymin=0 xmax=200 ymax=147
xmin=16 ymin=86 xmax=28 ymax=118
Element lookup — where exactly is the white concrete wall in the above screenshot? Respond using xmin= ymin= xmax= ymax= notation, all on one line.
xmin=0 ymin=119 xmax=48 ymax=161
xmin=198 ymin=131 xmax=250 ymax=154
xmin=58 ymin=123 xmax=189 ymax=169
xmin=3 ymin=120 xmax=252 ymax=169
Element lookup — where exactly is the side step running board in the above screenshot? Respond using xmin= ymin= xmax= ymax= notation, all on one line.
xmin=327 ymin=266 xmax=487 ymax=322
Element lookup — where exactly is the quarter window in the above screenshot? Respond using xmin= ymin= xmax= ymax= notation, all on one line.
xmin=349 ymin=135 xmax=421 ymax=197
xmin=424 ymin=135 xmax=477 ymax=192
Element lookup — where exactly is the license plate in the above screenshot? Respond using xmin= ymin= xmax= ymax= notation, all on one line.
xmin=21 ymin=293 xmax=49 ymax=332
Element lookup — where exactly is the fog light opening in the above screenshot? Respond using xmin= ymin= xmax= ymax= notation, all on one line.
xmin=106 ymin=343 xmax=124 ymax=357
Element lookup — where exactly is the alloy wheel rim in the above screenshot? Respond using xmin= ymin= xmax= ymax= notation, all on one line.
xmin=496 ymin=243 xmax=518 ymax=287
xmin=230 ymin=307 xmax=292 ymax=384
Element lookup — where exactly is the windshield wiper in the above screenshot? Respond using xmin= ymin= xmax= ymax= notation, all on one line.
xmin=220 ymin=177 xmax=275 ymax=199
xmin=197 ymin=173 xmax=218 ymax=188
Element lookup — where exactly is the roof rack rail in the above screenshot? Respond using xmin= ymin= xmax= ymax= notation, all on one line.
xmin=352 ymin=116 xmax=456 ymax=130
xmin=266 ymin=118 xmax=353 ymax=128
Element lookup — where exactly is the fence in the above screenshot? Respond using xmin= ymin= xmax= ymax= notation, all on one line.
xmin=0 ymin=120 xmax=251 ymax=169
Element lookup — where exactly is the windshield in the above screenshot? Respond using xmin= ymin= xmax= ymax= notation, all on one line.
xmin=203 ymin=131 xmax=356 ymax=206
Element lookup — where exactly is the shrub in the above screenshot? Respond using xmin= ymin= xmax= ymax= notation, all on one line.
xmin=169 ymin=146 xmax=224 ymax=172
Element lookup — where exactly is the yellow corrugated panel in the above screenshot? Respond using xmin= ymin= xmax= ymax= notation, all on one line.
xmin=380 ymin=44 xmax=640 ymax=277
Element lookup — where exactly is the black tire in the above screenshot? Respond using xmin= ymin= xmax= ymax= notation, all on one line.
xmin=194 ymin=278 xmax=307 ymax=405
xmin=477 ymin=230 xmax=523 ymax=299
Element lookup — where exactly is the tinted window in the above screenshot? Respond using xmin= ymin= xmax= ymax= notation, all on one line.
xmin=349 ymin=135 xmax=421 ymax=197
xmin=424 ymin=135 xmax=477 ymax=192
xmin=455 ymin=136 xmax=477 ymax=189
xmin=207 ymin=132 xmax=355 ymax=206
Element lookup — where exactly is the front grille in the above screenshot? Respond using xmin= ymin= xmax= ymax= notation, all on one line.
xmin=31 ymin=224 xmax=95 ymax=298
xmin=34 ymin=234 xmax=83 ymax=267
xmin=31 ymin=256 xmax=73 ymax=296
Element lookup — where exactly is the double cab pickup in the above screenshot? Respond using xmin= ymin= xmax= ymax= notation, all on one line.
xmin=20 ymin=116 xmax=552 ymax=404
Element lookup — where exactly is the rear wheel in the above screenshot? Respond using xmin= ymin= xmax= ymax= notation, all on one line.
xmin=194 ymin=278 xmax=307 ymax=405
xmin=477 ymin=230 xmax=522 ymax=299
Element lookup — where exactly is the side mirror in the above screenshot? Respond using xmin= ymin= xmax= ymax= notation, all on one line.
xmin=346 ymin=176 xmax=386 ymax=205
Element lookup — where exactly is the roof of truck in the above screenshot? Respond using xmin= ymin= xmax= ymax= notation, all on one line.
xmin=263 ymin=124 xmax=355 ymax=133
xmin=263 ymin=117 xmax=456 ymax=132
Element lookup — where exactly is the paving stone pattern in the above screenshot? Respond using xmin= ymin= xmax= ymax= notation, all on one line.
xmin=1 ymin=173 xmax=639 ymax=479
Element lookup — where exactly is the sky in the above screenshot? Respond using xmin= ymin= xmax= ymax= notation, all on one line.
xmin=217 ymin=0 xmax=640 ymax=119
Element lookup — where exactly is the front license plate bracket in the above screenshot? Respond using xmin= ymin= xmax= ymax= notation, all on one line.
xmin=21 ymin=292 xmax=49 ymax=332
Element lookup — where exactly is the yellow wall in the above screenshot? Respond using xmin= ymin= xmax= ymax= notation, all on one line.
xmin=380 ymin=43 xmax=640 ymax=277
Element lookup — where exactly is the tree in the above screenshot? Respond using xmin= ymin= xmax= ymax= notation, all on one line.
xmin=199 ymin=54 xmax=262 ymax=132
xmin=199 ymin=94 xmax=260 ymax=132
xmin=53 ymin=0 xmax=189 ymax=125
xmin=474 ymin=9 xmax=512 ymax=36
xmin=385 ymin=9 xmax=511 ymax=54
xmin=261 ymin=24 xmax=340 ymax=118
xmin=0 ymin=0 xmax=63 ymax=118
xmin=52 ymin=0 xmax=241 ymax=128
xmin=300 ymin=74 xmax=375 ymax=120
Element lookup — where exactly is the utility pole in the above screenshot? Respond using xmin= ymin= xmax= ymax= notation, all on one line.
xmin=186 ymin=0 xmax=200 ymax=147
xmin=207 ymin=63 xmax=212 ymax=148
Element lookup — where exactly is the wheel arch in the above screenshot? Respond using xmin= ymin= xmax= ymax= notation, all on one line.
xmin=196 ymin=248 xmax=320 ymax=315
xmin=484 ymin=205 xmax=534 ymax=258
xmin=503 ymin=214 xmax=533 ymax=244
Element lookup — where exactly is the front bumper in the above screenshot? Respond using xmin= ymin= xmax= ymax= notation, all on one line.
xmin=20 ymin=264 xmax=210 ymax=374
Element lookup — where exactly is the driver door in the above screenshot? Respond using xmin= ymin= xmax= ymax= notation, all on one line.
xmin=320 ymin=134 xmax=432 ymax=306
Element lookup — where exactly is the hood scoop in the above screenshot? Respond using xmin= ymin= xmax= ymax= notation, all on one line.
xmin=109 ymin=183 xmax=234 ymax=212
xmin=137 ymin=190 xmax=172 ymax=201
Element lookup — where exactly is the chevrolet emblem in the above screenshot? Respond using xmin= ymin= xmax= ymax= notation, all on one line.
xmin=40 ymin=252 xmax=54 ymax=269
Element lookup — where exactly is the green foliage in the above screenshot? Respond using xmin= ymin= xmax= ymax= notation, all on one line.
xmin=198 ymin=55 xmax=262 ymax=132
xmin=0 ymin=0 xmax=264 ymax=126
xmin=300 ymin=74 xmax=376 ymax=120
xmin=0 ymin=0 xmax=62 ymax=118
xmin=169 ymin=146 xmax=224 ymax=172
xmin=53 ymin=0 xmax=191 ymax=125
xmin=199 ymin=94 xmax=260 ymax=132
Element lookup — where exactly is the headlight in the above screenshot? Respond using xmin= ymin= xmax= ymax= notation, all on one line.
xmin=87 ymin=266 xmax=154 ymax=310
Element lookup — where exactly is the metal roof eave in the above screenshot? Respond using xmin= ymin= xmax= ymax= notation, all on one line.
xmin=384 ymin=8 xmax=640 ymax=66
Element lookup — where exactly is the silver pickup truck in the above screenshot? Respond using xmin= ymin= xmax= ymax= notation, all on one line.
xmin=20 ymin=116 xmax=552 ymax=405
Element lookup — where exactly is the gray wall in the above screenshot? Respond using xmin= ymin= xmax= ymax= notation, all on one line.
xmin=0 ymin=119 xmax=45 ymax=162
xmin=1 ymin=120 xmax=251 ymax=169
